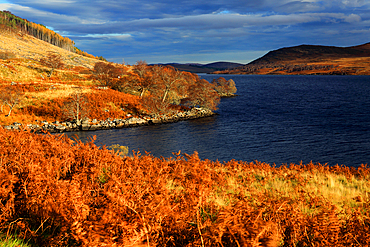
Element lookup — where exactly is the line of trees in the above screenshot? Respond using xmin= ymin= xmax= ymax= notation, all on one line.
xmin=0 ymin=11 xmax=75 ymax=52
xmin=2 ymin=55 xmax=236 ymax=122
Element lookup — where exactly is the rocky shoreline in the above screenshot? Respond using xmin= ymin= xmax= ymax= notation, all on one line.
xmin=3 ymin=107 xmax=216 ymax=133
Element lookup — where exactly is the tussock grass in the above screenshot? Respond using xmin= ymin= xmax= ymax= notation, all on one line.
xmin=25 ymin=84 xmax=92 ymax=101
xmin=209 ymin=163 xmax=370 ymax=216
xmin=0 ymin=233 xmax=32 ymax=247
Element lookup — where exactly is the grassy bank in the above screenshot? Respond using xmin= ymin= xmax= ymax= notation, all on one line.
xmin=0 ymin=234 xmax=32 ymax=247
xmin=0 ymin=127 xmax=369 ymax=246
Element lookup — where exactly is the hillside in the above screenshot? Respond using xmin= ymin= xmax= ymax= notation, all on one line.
xmin=0 ymin=30 xmax=98 ymax=69
xmin=0 ymin=10 xmax=75 ymax=52
xmin=0 ymin=22 xmax=228 ymax=129
xmin=215 ymin=43 xmax=370 ymax=75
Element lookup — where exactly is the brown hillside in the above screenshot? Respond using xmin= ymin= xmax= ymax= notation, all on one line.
xmin=217 ymin=43 xmax=370 ymax=75
xmin=0 ymin=29 xmax=98 ymax=69
xmin=0 ymin=29 xmax=126 ymax=126
xmin=0 ymin=26 xmax=222 ymax=128
xmin=250 ymin=43 xmax=370 ymax=65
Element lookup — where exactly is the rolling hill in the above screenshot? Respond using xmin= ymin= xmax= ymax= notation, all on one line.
xmin=214 ymin=43 xmax=370 ymax=75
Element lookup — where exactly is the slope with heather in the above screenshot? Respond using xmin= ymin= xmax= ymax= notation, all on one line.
xmin=0 ymin=16 xmax=229 ymax=129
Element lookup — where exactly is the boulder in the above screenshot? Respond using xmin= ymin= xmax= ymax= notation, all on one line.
xmin=81 ymin=123 xmax=90 ymax=131
xmin=55 ymin=125 xmax=66 ymax=132
xmin=89 ymin=124 xmax=102 ymax=131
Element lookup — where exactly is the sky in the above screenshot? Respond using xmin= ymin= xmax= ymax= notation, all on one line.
xmin=0 ymin=0 xmax=369 ymax=65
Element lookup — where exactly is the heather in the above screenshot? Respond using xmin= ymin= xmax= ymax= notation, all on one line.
xmin=0 ymin=127 xmax=369 ymax=246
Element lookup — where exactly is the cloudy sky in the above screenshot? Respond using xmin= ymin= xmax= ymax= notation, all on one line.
xmin=0 ymin=0 xmax=369 ymax=64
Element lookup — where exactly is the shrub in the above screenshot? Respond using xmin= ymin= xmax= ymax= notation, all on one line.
xmin=39 ymin=52 xmax=64 ymax=77
xmin=0 ymin=51 xmax=16 ymax=60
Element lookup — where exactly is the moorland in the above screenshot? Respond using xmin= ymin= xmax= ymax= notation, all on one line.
xmin=0 ymin=11 xmax=369 ymax=247
xmin=213 ymin=43 xmax=370 ymax=75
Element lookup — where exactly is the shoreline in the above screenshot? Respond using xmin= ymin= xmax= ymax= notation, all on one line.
xmin=2 ymin=107 xmax=216 ymax=133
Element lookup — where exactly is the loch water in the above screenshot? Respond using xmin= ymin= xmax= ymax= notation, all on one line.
xmin=64 ymin=75 xmax=370 ymax=167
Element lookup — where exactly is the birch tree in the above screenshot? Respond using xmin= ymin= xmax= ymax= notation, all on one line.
xmin=185 ymin=79 xmax=220 ymax=111
xmin=63 ymin=88 xmax=89 ymax=122
xmin=92 ymin=62 xmax=121 ymax=87
xmin=131 ymin=60 xmax=156 ymax=97
xmin=0 ymin=86 xmax=23 ymax=116
xmin=152 ymin=65 xmax=184 ymax=103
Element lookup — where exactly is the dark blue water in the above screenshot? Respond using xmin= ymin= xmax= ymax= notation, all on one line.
xmin=64 ymin=75 xmax=370 ymax=167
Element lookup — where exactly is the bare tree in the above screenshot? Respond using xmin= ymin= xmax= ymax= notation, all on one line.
xmin=131 ymin=60 xmax=156 ymax=97
xmin=0 ymin=86 xmax=24 ymax=116
xmin=40 ymin=51 xmax=64 ymax=77
xmin=152 ymin=65 xmax=184 ymax=102
xmin=63 ymin=88 xmax=89 ymax=122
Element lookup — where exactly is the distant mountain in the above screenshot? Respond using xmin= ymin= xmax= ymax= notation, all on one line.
xmin=215 ymin=43 xmax=370 ymax=75
xmin=203 ymin=62 xmax=244 ymax=70
xmin=250 ymin=43 xmax=370 ymax=65
xmin=151 ymin=62 xmax=244 ymax=73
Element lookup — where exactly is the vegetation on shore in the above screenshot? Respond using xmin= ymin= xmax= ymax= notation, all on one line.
xmin=0 ymin=11 xmax=235 ymax=131
xmin=0 ymin=30 xmax=236 ymax=128
xmin=0 ymin=55 xmax=234 ymax=127
xmin=0 ymin=128 xmax=369 ymax=246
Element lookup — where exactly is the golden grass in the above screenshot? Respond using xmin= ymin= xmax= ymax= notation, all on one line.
xmin=208 ymin=164 xmax=370 ymax=218
xmin=0 ymin=31 xmax=98 ymax=68
xmin=0 ymin=112 xmax=43 ymax=125
xmin=0 ymin=59 xmax=42 ymax=82
xmin=25 ymin=84 xmax=93 ymax=101
xmin=0 ymin=58 xmax=95 ymax=85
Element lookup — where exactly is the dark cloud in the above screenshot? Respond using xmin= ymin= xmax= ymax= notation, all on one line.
xmin=1 ymin=0 xmax=369 ymax=64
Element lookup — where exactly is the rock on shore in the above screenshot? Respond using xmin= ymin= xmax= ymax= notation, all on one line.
xmin=3 ymin=108 xmax=215 ymax=133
